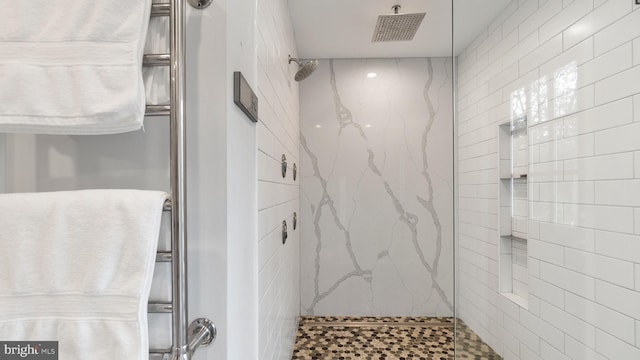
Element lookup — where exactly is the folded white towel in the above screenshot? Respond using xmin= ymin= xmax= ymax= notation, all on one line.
xmin=0 ymin=0 xmax=153 ymax=135
xmin=0 ymin=189 xmax=169 ymax=359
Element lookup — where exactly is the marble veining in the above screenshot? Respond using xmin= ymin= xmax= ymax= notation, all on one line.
xmin=300 ymin=58 xmax=453 ymax=316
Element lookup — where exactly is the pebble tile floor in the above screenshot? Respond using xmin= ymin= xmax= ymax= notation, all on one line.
xmin=292 ymin=316 xmax=501 ymax=360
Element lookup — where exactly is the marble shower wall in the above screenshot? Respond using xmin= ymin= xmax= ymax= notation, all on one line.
xmin=299 ymin=58 xmax=453 ymax=316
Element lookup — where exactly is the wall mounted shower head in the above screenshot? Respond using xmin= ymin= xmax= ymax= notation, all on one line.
xmin=288 ymin=55 xmax=318 ymax=81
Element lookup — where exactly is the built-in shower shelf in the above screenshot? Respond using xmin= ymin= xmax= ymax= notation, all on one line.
xmin=498 ymin=119 xmax=529 ymax=309
xmin=501 ymin=292 xmax=528 ymax=309
xmin=500 ymin=174 xmax=527 ymax=180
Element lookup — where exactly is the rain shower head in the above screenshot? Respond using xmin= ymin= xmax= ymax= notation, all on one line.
xmin=288 ymin=55 xmax=318 ymax=81
xmin=372 ymin=5 xmax=425 ymax=42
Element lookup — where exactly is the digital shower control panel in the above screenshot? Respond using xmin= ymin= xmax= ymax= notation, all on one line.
xmin=233 ymin=71 xmax=258 ymax=123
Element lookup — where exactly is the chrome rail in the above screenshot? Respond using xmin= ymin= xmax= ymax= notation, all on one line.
xmin=169 ymin=0 xmax=190 ymax=358
xmin=146 ymin=1 xmax=216 ymax=359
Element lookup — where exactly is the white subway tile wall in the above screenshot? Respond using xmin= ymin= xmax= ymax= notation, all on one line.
xmin=257 ymin=0 xmax=300 ymax=359
xmin=457 ymin=0 xmax=640 ymax=358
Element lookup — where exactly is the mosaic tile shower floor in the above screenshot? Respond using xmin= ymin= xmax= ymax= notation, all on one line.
xmin=291 ymin=316 xmax=501 ymax=360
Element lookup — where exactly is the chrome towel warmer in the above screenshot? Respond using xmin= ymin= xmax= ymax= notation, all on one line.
xmin=145 ymin=1 xmax=215 ymax=359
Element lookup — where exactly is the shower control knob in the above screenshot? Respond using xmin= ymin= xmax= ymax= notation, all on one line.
xmin=282 ymin=220 xmax=288 ymax=244
xmin=293 ymin=212 xmax=297 ymax=230
xmin=281 ymin=154 xmax=287 ymax=178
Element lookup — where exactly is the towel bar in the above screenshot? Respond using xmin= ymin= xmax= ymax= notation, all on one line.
xmin=156 ymin=251 xmax=173 ymax=262
xmin=149 ymin=302 xmax=174 ymax=313
xmin=144 ymin=54 xmax=171 ymax=67
xmin=151 ymin=3 xmax=171 ymax=17
xmin=146 ymin=105 xmax=171 ymax=117
xmin=145 ymin=1 xmax=216 ymax=359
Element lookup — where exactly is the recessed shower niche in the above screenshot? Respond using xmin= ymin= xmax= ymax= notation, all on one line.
xmin=498 ymin=117 xmax=528 ymax=308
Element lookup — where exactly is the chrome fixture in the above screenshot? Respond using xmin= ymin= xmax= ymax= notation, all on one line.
xmin=282 ymin=220 xmax=288 ymax=244
xmin=288 ymin=55 xmax=318 ymax=81
xmin=372 ymin=5 xmax=425 ymax=42
xmin=187 ymin=0 xmax=213 ymax=9
xmin=282 ymin=154 xmax=288 ymax=178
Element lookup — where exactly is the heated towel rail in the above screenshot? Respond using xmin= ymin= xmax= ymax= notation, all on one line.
xmin=145 ymin=1 xmax=215 ymax=359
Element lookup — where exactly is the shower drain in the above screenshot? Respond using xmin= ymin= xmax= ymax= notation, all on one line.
xmin=303 ymin=321 xmax=454 ymax=328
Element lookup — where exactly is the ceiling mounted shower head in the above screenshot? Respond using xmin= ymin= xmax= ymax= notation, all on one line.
xmin=289 ymin=55 xmax=319 ymax=81
xmin=372 ymin=5 xmax=426 ymax=42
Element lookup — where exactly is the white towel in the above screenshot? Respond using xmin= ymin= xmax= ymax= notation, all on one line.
xmin=0 ymin=189 xmax=168 ymax=359
xmin=0 ymin=0 xmax=153 ymax=135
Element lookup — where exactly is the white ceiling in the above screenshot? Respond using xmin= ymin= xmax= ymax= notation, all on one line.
xmin=288 ymin=0 xmax=511 ymax=59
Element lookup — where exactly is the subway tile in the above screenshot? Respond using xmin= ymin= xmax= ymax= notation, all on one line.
xmin=503 ymin=314 xmax=541 ymax=355
xmin=540 ymin=262 xmax=595 ymax=300
xmin=529 ymin=276 xmax=565 ymax=308
xmin=503 ymin=0 xmax=539 ymax=37
xmin=595 ymin=280 xmax=640 ymax=319
xmin=540 ymin=299 xmax=596 ymax=348
xmin=558 ymin=133 xmax=595 ymax=160
xmin=519 ymin=308 xmax=565 ymax=351
xmin=635 ymin=94 xmax=640 ymax=123
xmin=477 ymin=90 xmax=503 ymax=115
xmin=540 ymin=340 xmax=571 ymax=360
xmin=564 ymin=335 xmax=608 ymax=360
xmin=636 ymin=152 xmax=640 ymax=178
xmin=593 ymin=0 xmax=607 ymax=7
xmin=528 ymin=239 xmax=564 ymax=265
xmin=530 ymin=160 xmax=564 ymax=182
xmin=595 ymin=179 xmax=640 ymax=207
xmin=489 ymin=29 xmax=519 ymax=65
xmin=594 ymin=8 xmax=640 ymax=56
xmin=519 ymin=0 xmax=563 ymax=41
xmin=552 ymin=84 xmax=595 ymax=120
xmin=564 ymin=153 xmax=634 ymax=181
xmin=529 ymin=258 xmax=540 ymax=278
xmin=578 ymin=41 xmax=633 ymax=89
xmin=564 ymin=97 xmax=633 ymax=137
xmin=636 ymin=208 xmax=640 ymax=234
xmin=530 ymin=121 xmax=564 ymax=145
xmin=540 ymin=37 xmax=594 ymax=82
xmin=502 ymin=69 xmax=540 ymax=106
xmin=504 ymin=33 xmax=542 ymax=74
xmin=594 ymin=230 xmax=640 ymax=263
xmin=595 ymin=329 xmax=640 ymax=360
xmin=476 ymin=27 xmax=502 ymax=58
xmin=519 ymin=346 xmax=544 ymax=360
xmin=520 ymin=34 xmax=563 ymax=76
xmin=563 ymin=203 xmax=634 ymax=233
xmin=595 ymin=65 xmax=640 ymax=106
xmin=539 ymin=0 xmax=593 ymax=43
xmin=467 ymin=53 xmax=490 ymax=81
xmin=565 ymin=291 xmax=636 ymax=346
xmin=489 ymin=63 xmax=519 ymax=94
xmin=537 ymin=219 xmax=594 ymax=251
xmin=595 ymin=122 xmax=640 ymax=155
xmin=488 ymin=0 xmax=519 ymax=34
xmin=541 ymin=180 xmax=594 ymax=204
xmin=564 ymin=0 xmax=632 ymax=50
xmin=564 ymin=247 xmax=635 ymax=288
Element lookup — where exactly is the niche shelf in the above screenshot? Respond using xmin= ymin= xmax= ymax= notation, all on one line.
xmin=498 ymin=117 xmax=529 ymax=309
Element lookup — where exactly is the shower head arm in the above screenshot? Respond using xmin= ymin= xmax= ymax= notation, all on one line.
xmin=288 ymin=55 xmax=301 ymax=65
